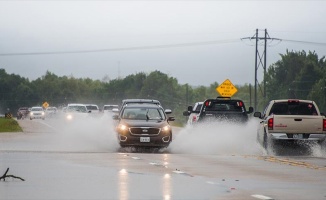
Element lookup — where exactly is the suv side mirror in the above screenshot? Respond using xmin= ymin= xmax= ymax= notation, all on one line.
xmin=168 ymin=116 xmax=175 ymax=121
xmin=187 ymin=106 xmax=193 ymax=112
xmin=112 ymin=115 xmax=119 ymax=120
xmin=164 ymin=109 xmax=172 ymax=114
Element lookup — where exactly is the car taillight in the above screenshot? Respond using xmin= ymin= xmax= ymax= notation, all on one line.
xmin=192 ymin=115 xmax=197 ymax=122
xmin=268 ymin=118 xmax=274 ymax=130
xmin=323 ymin=119 xmax=326 ymax=131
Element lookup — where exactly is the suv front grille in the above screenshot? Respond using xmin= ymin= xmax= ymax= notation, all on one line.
xmin=129 ymin=127 xmax=161 ymax=135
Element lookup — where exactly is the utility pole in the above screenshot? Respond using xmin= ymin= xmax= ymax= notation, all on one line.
xmin=241 ymin=29 xmax=280 ymax=111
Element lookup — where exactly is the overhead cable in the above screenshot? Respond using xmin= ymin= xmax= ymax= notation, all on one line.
xmin=280 ymin=39 xmax=326 ymax=46
xmin=0 ymin=39 xmax=239 ymax=56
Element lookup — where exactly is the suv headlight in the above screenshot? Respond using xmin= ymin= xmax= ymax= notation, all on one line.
xmin=162 ymin=125 xmax=170 ymax=132
xmin=118 ymin=124 xmax=128 ymax=131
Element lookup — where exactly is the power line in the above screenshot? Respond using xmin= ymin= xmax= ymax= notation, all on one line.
xmin=281 ymin=39 xmax=326 ymax=46
xmin=0 ymin=39 xmax=239 ymax=56
xmin=0 ymin=37 xmax=325 ymax=57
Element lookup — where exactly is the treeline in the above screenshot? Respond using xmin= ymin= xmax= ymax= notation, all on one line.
xmin=0 ymin=69 xmax=252 ymax=124
xmin=264 ymin=50 xmax=326 ymax=112
xmin=1 ymin=50 xmax=325 ymax=124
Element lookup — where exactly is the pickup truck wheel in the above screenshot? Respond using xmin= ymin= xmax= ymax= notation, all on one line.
xmin=263 ymin=130 xmax=268 ymax=149
xmin=318 ymin=140 xmax=326 ymax=152
xmin=263 ymin=130 xmax=274 ymax=154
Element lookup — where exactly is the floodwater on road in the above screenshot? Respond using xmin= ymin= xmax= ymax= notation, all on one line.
xmin=1 ymin=116 xmax=326 ymax=200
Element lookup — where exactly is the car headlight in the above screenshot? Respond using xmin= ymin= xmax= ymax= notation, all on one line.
xmin=162 ymin=125 xmax=170 ymax=132
xmin=30 ymin=112 xmax=34 ymax=116
xmin=66 ymin=114 xmax=73 ymax=120
xmin=42 ymin=112 xmax=45 ymax=116
xmin=118 ymin=124 xmax=128 ymax=131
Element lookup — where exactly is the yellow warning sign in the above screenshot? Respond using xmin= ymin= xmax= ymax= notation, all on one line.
xmin=43 ymin=102 xmax=49 ymax=109
xmin=216 ymin=79 xmax=238 ymax=97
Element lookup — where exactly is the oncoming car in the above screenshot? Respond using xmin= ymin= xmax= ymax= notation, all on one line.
xmin=29 ymin=106 xmax=45 ymax=120
xmin=45 ymin=107 xmax=57 ymax=117
xmin=64 ymin=104 xmax=90 ymax=121
xmin=113 ymin=103 xmax=175 ymax=148
xmin=85 ymin=104 xmax=100 ymax=113
xmin=103 ymin=105 xmax=119 ymax=112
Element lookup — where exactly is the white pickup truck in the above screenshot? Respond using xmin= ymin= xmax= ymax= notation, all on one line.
xmin=254 ymin=99 xmax=326 ymax=150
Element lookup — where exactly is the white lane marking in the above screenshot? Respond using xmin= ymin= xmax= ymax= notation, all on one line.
xmin=173 ymin=170 xmax=185 ymax=174
xmin=37 ymin=121 xmax=60 ymax=132
xmin=251 ymin=194 xmax=274 ymax=200
xmin=206 ymin=181 xmax=220 ymax=185
xmin=132 ymin=157 xmax=141 ymax=160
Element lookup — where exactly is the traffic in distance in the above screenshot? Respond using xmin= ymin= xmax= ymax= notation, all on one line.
xmin=14 ymin=97 xmax=326 ymax=153
xmin=12 ymin=79 xmax=326 ymax=154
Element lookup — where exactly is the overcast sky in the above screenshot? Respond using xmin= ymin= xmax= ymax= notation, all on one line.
xmin=0 ymin=0 xmax=325 ymax=86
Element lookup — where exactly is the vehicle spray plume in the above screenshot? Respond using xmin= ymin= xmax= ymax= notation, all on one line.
xmin=169 ymin=118 xmax=262 ymax=155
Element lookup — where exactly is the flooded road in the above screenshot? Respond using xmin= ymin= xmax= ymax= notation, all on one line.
xmin=1 ymin=116 xmax=326 ymax=200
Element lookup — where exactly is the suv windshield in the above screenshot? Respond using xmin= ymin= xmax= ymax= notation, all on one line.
xmin=122 ymin=107 xmax=165 ymax=120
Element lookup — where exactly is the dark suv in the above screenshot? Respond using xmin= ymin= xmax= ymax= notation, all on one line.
xmin=184 ymin=97 xmax=254 ymax=124
xmin=113 ymin=103 xmax=175 ymax=148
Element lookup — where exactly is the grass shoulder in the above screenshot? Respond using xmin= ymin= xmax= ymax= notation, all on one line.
xmin=0 ymin=117 xmax=23 ymax=132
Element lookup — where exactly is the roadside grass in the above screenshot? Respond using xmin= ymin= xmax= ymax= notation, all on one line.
xmin=0 ymin=117 xmax=23 ymax=132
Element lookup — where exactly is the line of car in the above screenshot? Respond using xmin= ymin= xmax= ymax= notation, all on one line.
xmin=16 ymin=97 xmax=326 ymax=153
xmin=17 ymin=106 xmax=58 ymax=120
xmin=60 ymin=99 xmax=176 ymax=149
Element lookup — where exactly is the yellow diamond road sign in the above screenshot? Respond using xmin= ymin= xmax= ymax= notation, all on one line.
xmin=43 ymin=102 xmax=49 ymax=109
xmin=216 ymin=79 xmax=238 ymax=97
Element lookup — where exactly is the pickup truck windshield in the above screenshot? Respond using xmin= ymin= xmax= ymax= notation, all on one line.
xmin=269 ymin=102 xmax=317 ymax=115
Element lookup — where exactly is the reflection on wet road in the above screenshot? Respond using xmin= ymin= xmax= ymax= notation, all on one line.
xmin=1 ymin=117 xmax=326 ymax=200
